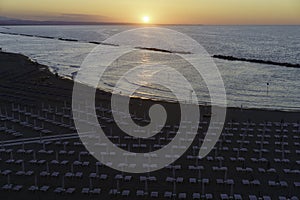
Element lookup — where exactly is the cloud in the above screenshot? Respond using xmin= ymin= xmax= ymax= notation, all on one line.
xmin=43 ymin=13 xmax=112 ymax=22
xmin=1 ymin=12 xmax=115 ymax=22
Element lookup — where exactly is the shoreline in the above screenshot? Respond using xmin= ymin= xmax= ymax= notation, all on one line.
xmin=1 ymin=50 xmax=300 ymax=114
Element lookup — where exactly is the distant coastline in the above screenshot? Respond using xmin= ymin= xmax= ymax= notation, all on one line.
xmin=0 ymin=16 xmax=191 ymax=26
xmin=0 ymin=20 xmax=138 ymax=26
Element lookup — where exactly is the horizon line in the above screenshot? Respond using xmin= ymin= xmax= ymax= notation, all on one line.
xmin=1 ymin=21 xmax=300 ymax=26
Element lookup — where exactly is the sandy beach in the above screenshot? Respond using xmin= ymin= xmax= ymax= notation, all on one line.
xmin=0 ymin=51 xmax=299 ymax=199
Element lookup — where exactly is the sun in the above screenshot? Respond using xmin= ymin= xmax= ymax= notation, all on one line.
xmin=142 ymin=16 xmax=150 ymax=23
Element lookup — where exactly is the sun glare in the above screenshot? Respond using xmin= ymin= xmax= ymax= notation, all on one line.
xmin=142 ymin=16 xmax=150 ymax=23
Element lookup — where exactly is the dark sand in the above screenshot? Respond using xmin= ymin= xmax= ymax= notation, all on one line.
xmin=0 ymin=51 xmax=299 ymax=199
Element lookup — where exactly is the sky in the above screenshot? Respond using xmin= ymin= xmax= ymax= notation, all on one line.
xmin=0 ymin=0 xmax=299 ymax=24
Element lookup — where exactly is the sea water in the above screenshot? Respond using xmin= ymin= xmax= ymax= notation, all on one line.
xmin=0 ymin=25 xmax=299 ymax=111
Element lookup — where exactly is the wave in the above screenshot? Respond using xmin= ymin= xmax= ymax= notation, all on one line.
xmin=124 ymin=77 xmax=172 ymax=94
xmin=101 ymin=78 xmax=171 ymax=95
xmin=69 ymin=65 xmax=80 ymax=69
xmin=213 ymin=55 xmax=300 ymax=68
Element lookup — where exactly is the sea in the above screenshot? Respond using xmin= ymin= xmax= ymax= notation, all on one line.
xmin=0 ymin=25 xmax=299 ymax=111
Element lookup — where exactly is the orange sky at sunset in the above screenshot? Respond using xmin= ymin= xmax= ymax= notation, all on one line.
xmin=0 ymin=0 xmax=299 ymax=24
